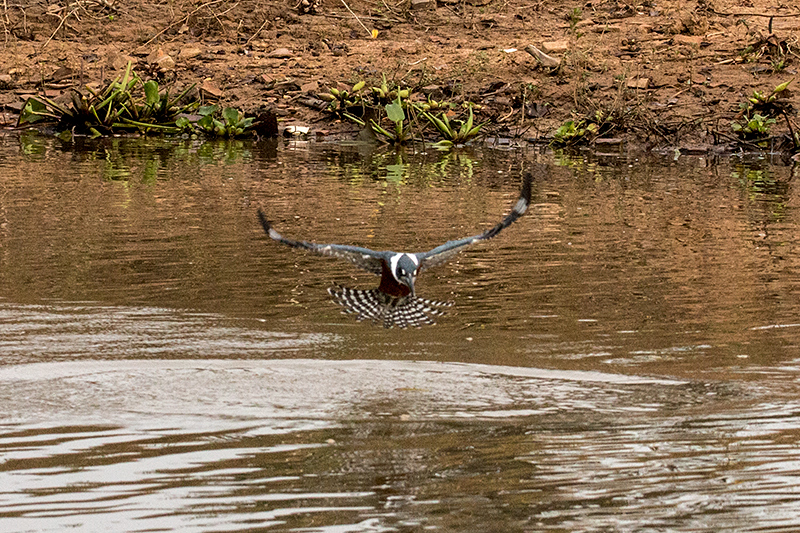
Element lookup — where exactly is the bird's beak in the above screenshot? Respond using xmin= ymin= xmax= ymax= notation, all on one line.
xmin=400 ymin=273 xmax=416 ymax=296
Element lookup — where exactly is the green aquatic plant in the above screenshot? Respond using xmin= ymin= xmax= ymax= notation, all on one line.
xmin=370 ymin=74 xmax=410 ymax=105
xmin=192 ymin=105 xmax=255 ymax=138
xmin=551 ymin=118 xmax=598 ymax=146
xmin=733 ymin=79 xmax=798 ymax=149
xmin=746 ymin=79 xmax=793 ymax=114
xmin=319 ymin=81 xmax=366 ymax=116
xmin=422 ymin=105 xmax=486 ymax=147
xmin=331 ymin=73 xmax=496 ymax=147
xmin=732 ymin=112 xmax=776 ymax=139
xmin=17 ymin=63 xmax=198 ymax=136
xmin=369 ymin=95 xmax=413 ymax=144
xmin=15 ymin=63 xmax=273 ymax=139
xmin=19 ymin=62 xmax=141 ymax=136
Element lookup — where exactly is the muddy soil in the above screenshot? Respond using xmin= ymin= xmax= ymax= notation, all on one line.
xmin=1 ymin=0 xmax=798 ymax=152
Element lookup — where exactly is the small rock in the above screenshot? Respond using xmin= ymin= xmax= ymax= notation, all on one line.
xmin=594 ymin=137 xmax=623 ymax=146
xmin=680 ymin=144 xmax=711 ymax=155
xmin=148 ymin=48 xmax=175 ymax=70
xmin=411 ymin=0 xmax=435 ymax=9
xmin=268 ymin=48 xmax=292 ymax=59
xmin=50 ymin=66 xmax=73 ymax=81
xmin=591 ymin=24 xmax=621 ymax=32
xmin=673 ymin=34 xmax=703 ymax=46
xmin=147 ymin=47 xmax=167 ymax=63
xmin=524 ymin=102 xmax=549 ymax=118
xmin=541 ymin=40 xmax=569 ymax=54
xmin=179 ymin=47 xmax=202 ymax=60
xmin=107 ymin=53 xmax=137 ymax=71
xmin=0 ymin=74 xmax=14 ymax=89
xmin=300 ymin=80 xmax=319 ymax=94
xmin=626 ymin=78 xmax=650 ymax=89
xmin=5 ymin=99 xmax=25 ymax=112
xmin=200 ymin=79 xmax=223 ymax=98
xmin=284 ymin=125 xmax=310 ymax=136
xmin=154 ymin=54 xmax=175 ymax=70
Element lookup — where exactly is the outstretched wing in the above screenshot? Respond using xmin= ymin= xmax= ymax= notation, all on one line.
xmin=258 ymin=209 xmax=385 ymax=275
xmin=417 ymin=173 xmax=532 ymax=273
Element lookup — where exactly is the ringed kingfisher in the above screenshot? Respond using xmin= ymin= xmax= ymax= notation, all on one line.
xmin=258 ymin=173 xmax=532 ymax=328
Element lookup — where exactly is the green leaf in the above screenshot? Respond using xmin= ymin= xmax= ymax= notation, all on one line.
xmin=222 ymin=107 xmax=240 ymax=125
xmin=385 ymin=97 xmax=405 ymax=123
xmin=197 ymin=114 xmax=214 ymax=131
xmin=467 ymin=124 xmax=484 ymax=138
xmin=342 ymin=112 xmax=365 ymax=126
xmin=425 ymin=112 xmax=450 ymax=136
xmin=144 ymin=80 xmax=160 ymax=107
xmin=369 ymin=119 xmax=395 ymax=140
xmin=18 ymin=98 xmax=50 ymax=125
xmin=198 ymin=105 xmax=218 ymax=116
xmin=773 ymin=79 xmax=793 ymax=93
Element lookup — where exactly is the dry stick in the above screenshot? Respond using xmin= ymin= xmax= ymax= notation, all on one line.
xmin=245 ymin=16 xmax=270 ymax=47
xmin=136 ymin=0 xmax=226 ymax=51
xmin=208 ymin=1 xmax=238 ymax=32
xmin=324 ymin=12 xmax=400 ymax=24
xmin=41 ymin=6 xmax=78 ymax=50
xmin=713 ymin=129 xmax=768 ymax=150
xmin=709 ymin=8 xmax=800 ymax=18
xmin=339 ymin=0 xmax=373 ymax=38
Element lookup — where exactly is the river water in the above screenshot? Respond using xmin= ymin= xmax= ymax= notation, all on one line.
xmin=1 ymin=132 xmax=800 ymax=531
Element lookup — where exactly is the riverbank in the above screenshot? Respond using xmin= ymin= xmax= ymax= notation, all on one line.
xmin=1 ymin=0 xmax=798 ymax=153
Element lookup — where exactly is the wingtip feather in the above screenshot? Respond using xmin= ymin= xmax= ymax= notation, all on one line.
xmin=514 ymin=172 xmax=534 ymax=214
xmin=257 ymin=209 xmax=282 ymax=242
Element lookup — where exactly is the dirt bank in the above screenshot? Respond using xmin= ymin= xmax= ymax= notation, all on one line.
xmin=1 ymin=0 xmax=798 ymax=153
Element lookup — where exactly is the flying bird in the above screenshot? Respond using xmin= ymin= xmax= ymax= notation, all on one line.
xmin=258 ymin=173 xmax=532 ymax=328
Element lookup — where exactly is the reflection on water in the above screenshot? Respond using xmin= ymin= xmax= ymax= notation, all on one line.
xmin=2 ymin=133 xmax=800 ymax=531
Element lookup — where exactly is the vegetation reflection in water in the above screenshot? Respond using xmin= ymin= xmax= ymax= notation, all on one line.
xmin=2 ymin=137 xmax=800 ymax=531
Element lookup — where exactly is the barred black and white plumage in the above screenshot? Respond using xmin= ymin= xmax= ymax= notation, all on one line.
xmin=328 ymin=285 xmax=453 ymax=329
xmin=258 ymin=173 xmax=533 ymax=327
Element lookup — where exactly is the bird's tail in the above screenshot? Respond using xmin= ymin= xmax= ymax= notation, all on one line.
xmin=328 ymin=285 xmax=453 ymax=328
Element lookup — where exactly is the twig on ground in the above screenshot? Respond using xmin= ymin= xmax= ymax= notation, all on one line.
xmin=245 ymin=16 xmax=270 ymax=46
xmin=325 ymin=12 xmax=400 ymax=24
xmin=42 ymin=5 xmax=79 ymax=50
xmin=339 ymin=0 xmax=373 ymax=38
xmin=136 ymin=0 xmax=226 ymax=51
xmin=708 ymin=8 xmax=800 ymax=18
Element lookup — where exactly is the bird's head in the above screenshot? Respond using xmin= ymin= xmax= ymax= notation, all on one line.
xmin=391 ymin=253 xmax=419 ymax=296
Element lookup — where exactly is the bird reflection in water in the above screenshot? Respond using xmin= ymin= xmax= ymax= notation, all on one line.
xmin=258 ymin=173 xmax=532 ymax=328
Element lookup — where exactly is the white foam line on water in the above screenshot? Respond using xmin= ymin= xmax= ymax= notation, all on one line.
xmin=0 ymin=358 xmax=684 ymax=386
xmin=751 ymin=323 xmax=800 ymax=330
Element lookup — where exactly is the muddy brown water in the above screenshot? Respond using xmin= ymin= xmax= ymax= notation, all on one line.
xmin=2 ymin=133 xmax=800 ymax=531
